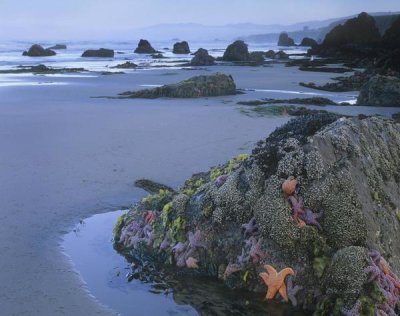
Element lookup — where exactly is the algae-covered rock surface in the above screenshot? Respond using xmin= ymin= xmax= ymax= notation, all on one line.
xmin=114 ymin=114 xmax=400 ymax=314
xmin=119 ymin=73 xmax=237 ymax=99
xmin=357 ymin=75 xmax=400 ymax=106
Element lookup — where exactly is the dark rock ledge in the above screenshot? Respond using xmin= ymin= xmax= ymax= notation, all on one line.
xmin=114 ymin=114 xmax=400 ymax=315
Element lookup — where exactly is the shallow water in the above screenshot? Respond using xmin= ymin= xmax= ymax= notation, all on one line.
xmin=63 ymin=211 xmax=305 ymax=316
xmin=0 ymin=40 xmax=308 ymax=73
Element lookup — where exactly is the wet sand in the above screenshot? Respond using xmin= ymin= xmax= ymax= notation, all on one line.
xmin=0 ymin=64 xmax=397 ymax=315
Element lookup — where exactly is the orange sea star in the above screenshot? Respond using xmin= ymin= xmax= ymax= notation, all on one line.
xmin=259 ymin=265 xmax=295 ymax=301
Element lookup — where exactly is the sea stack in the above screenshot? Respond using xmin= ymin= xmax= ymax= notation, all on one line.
xmin=81 ymin=48 xmax=114 ymax=57
xmin=222 ymin=40 xmax=250 ymax=61
xmin=22 ymin=44 xmax=56 ymax=57
xmin=134 ymin=39 xmax=157 ymax=54
xmin=173 ymin=41 xmax=190 ymax=54
xmin=278 ymin=32 xmax=295 ymax=46
xmin=190 ymin=48 xmax=215 ymax=66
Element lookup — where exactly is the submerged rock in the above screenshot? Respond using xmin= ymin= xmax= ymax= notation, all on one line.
xmin=134 ymin=39 xmax=157 ymax=54
xmin=48 ymin=44 xmax=67 ymax=50
xmin=222 ymin=40 xmax=250 ymax=61
xmin=173 ymin=41 xmax=190 ymax=54
xmin=114 ymin=113 xmax=400 ymax=314
xmin=119 ymin=73 xmax=237 ymax=98
xmin=0 ymin=64 xmax=85 ymax=74
xmin=278 ymin=33 xmax=295 ymax=46
xmin=81 ymin=48 xmax=114 ymax=58
xmin=357 ymin=75 xmax=400 ymax=106
xmin=22 ymin=44 xmax=56 ymax=57
xmin=134 ymin=179 xmax=175 ymax=194
xmin=190 ymin=48 xmax=215 ymax=66
xmin=111 ymin=61 xmax=138 ymax=69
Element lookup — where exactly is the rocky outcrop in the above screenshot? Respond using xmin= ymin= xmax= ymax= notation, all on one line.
xmin=22 ymin=44 xmax=56 ymax=57
xmin=299 ymin=37 xmax=317 ymax=47
xmin=248 ymin=51 xmax=265 ymax=65
xmin=81 ymin=48 xmax=114 ymax=58
xmin=190 ymin=48 xmax=215 ymax=66
xmin=278 ymin=33 xmax=295 ymax=46
xmin=114 ymin=114 xmax=400 ymax=314
xmin=222 ymin=40 xmax=250 ymax=61
xmin=119 ymin=73 xmax=237 ymax=98
xmin=357 ymin=75 xmax=400 ymax=106
xmin=265 ymin=50 xmax=289 ymax=60
xmin=382 ymin=16 xmax=400 ymax=50
xmin=111 ymin=61 xmax=138 ymax=69
xmin=151 ymin=53 xmax=165 ymax=59
xmin=134 ymin=39 xmax=157 ymax=54
xmin=173 ymin=41 xmax=190 ymax=54
xmin=310 ymin=12 xmax=381 ymax=57
xmin=48 ymin=44 xmax=67 ymax=50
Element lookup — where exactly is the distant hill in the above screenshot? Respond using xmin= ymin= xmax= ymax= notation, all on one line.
xmin=239 ymin=12 xmax=400 ymax=44
xmin=129 ymin=15 xmax=362 ymax=42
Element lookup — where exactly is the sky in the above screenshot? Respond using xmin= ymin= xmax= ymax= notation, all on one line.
xmin=0 ymin=0 xmax=399 ymax=40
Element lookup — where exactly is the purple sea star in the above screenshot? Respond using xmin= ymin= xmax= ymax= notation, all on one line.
xmin=300 ymin=209 xmax=323 ymax=230
xmin=159 ymin=236 xmax=171 ymax=251
xmin=188 ymin=230 xmax=207 ymax=250
xmin=377 ymin=303 xmax=396 ymax=316
xmin=215 ymin=175 xmax=229 ymax=188
xmin=241 ymin=217 xmax=258 ymax=237
xmin=288 ymin=195 xmax=305 ymax=223
xmin=172 ymin=242 xmax=186 ymax=254
xmin=237 ymin=248 xmax=250 ymax=266
xmin=341 ymin=300 xmax=361 ymax=316
xmin=365 ymin=262 xmax=382 ymax=282
xmin=223 ymin=263 xmax=243 ymax=279
xmin=249 ymin=238 xmax=266 ymax=263
xmin=286 ymin=276 xmax=303 ymax=307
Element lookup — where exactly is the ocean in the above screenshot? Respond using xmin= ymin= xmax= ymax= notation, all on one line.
xmin=0 ymin=40 xmax=309 ymax=72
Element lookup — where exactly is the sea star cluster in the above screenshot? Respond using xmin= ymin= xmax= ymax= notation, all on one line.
xmin=223 ymin=217 xmax=266 ymax=278
xmin=162 ymin=229 xmax=207 ymax=269
xmin=284 ymin=176 xmax=323 ymax=230
xmin=365 ymin=250 xmax=400 ymax=316
xmin=119 ymin=212 xmax=157 ymax=247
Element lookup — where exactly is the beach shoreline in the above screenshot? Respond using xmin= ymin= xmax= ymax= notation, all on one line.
xmin=1 ymin=62 xmax=398 ymax=315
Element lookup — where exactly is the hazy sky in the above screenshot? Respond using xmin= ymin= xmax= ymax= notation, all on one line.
xmin=1 ymin=0 xmax=399 ymax=40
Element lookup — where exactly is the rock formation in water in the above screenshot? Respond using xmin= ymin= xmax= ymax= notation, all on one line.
xmin=81 ymin=48 xmax=114 ymax=58
xmin=310 ymin=12 xmax=381 ymax=57
xmin=381 ymin=16 xmax=400 ymax=50
xmin=278 ymin=33 xmax=295 ymax=46
xmin=22 ymin=44 xmax=56 ymax=57
xmin=248 ymin=51 xmax=265 ymax=65
xmin=134 ymin=39 xmax=157 ymax=54
xmin=48 ymin=44 xmax=67 ymax=50
xmin=111 ymin=61 xmax=138 ymax=69
xmin=265 ymin=50 xmax=289 ymax=60
xmin=190 ymin=48 xmax=215 ymax=66
xmin=357 ymin=75 xmax=400 ymax=106
xmin=114 ymin=113 xmax=400 ymax=315
xmin=119 ymin=73 xmax=237 ymax=98
xmin=222 ymin=40 xmax=250 ymax=61
xmin=299 ymin=37 xmax=318 ymax=47
xmin=173 ymin=41 xmax=190 ymax=54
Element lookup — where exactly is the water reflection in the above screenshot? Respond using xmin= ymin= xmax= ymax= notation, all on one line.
xmin=62 ymin=211 xmax=305 ymax=316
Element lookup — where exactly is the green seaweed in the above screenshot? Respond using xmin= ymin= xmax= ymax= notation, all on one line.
xmin=113 ymin=213 xmax=126 ymax=240
xmin=170 ymin=216 xmax=186 ymax=242
xmin=313 ymin=256 xmax=330 ymax=278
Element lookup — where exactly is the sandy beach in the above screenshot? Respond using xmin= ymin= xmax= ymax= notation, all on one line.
xmin=0 ymin=63 xmax=398 ymax=315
